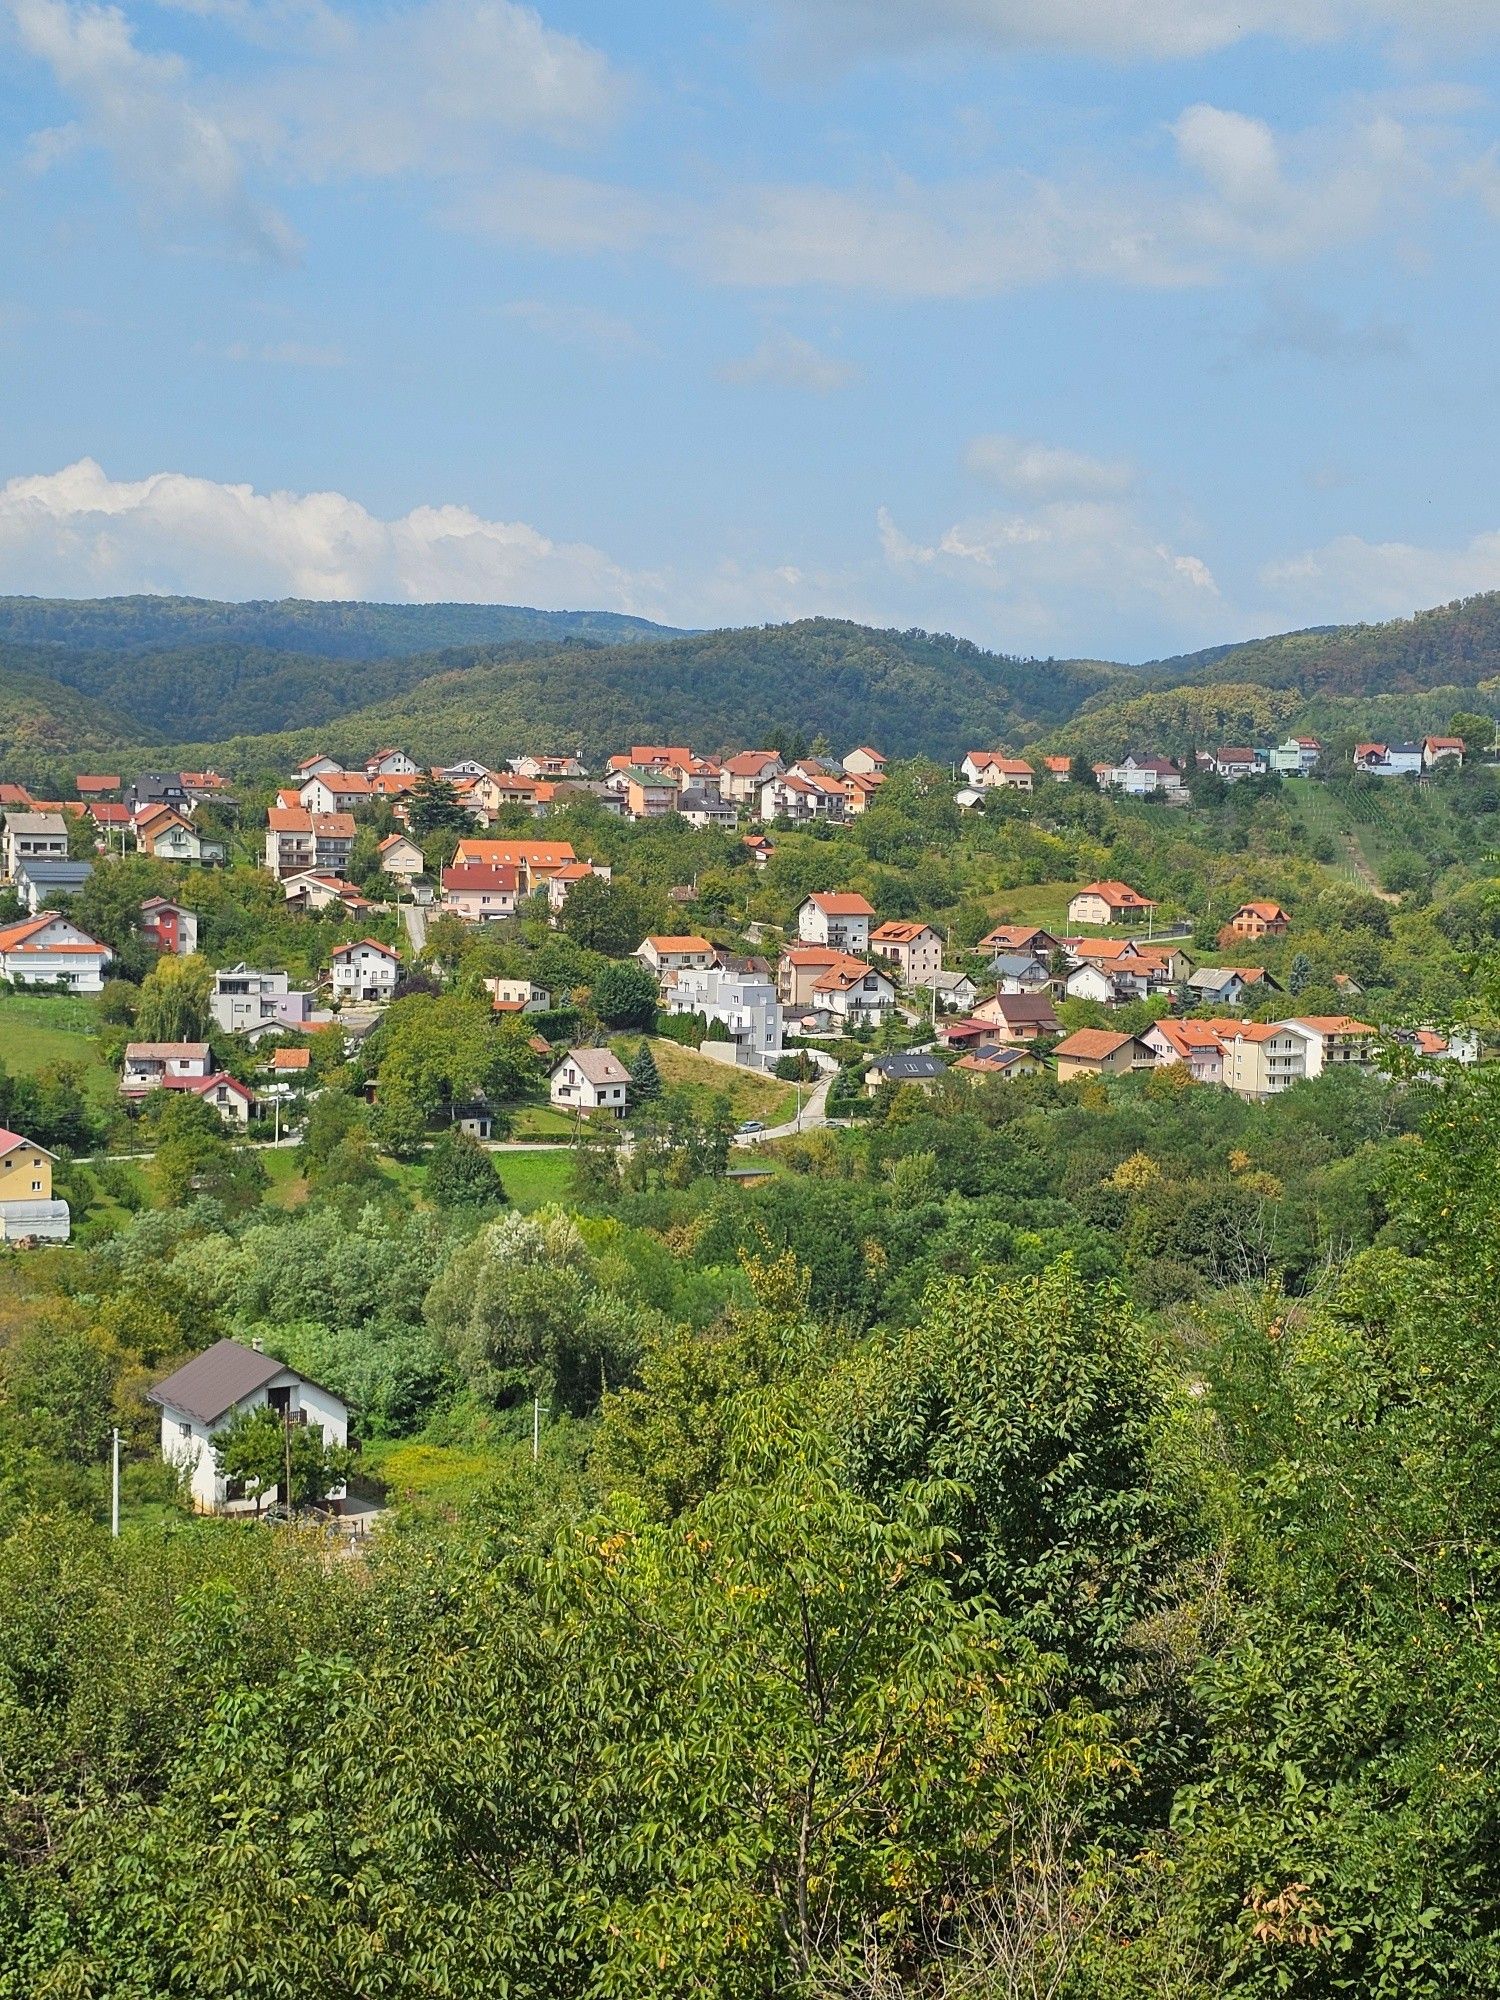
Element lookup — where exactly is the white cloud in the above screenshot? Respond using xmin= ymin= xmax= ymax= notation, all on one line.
xmin=878 ymin=495 xmax=1220 ymax=647
xmin=1261 ymin=526 xmax=1500 ymax=622
xmin=966 ymin=434 xmax=1132 ymax=498
xmin=221 ymin=0 xmax=626 ymax=181
xmin=751 ymin=0 xmax=1500 ymax=63
xmin=0 ymin=459 xmax=659 ymax=610
xmin=498 ymin=298 xmax=648 ymax=354
xmin=718 ymin=331 xmax=859 ymax=391
xmin=7 ymin=0 xmax=299 ymax=259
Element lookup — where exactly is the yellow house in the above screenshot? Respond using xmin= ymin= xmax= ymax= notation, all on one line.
xmin=0 ymin=1127 xmax=52 ymax=1201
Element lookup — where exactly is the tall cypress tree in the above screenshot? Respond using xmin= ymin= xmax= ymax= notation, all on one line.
xmin=630 ymin=1040 xmax=662 ymax=1101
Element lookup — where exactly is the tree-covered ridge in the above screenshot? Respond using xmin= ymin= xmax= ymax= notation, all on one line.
xmin=142 ymin=618 xmax=1121 ymax=772
xmin=0 ymin=594 xmax=678 ymax=657
xmin=0 ymin=661 xmax=161 ymax=762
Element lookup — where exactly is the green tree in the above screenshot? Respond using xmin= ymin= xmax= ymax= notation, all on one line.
xmin=590 ymin=960 xmax=659 ymax=1029
xmin=406 ymin=773 xmax=471 ymax=841
xmin=628 ymin=1038 xmax=662 ymax=1100
xmin=214 ymin=1403 xmax=354 ymax=1512
xmin=134 ymin=953 xmax=214 ymax=1043
xmin=426 ymin=1128 xmax=508 ymax=1210
xmin=558 ymin=872 xmax=650 ymax=956
xmin=1287 ymin=950 xmax=1313 ymax=995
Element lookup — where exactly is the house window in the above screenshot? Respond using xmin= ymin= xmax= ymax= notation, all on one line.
xmin=179 ymin=1420 xmax=191 ymax=1438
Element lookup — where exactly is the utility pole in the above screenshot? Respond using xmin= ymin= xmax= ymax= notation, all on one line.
xmin=111 ymin=1427 xmax=120 ymax=1538
xmin=532 ymin=1395 xmax=540 ymax=1463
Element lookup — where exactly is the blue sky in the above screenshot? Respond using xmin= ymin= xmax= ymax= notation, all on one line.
xmin=3 ymin=0 xmax=1500 ymax=660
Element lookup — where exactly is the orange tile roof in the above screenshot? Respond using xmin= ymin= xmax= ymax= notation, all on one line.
xmin=272 ymin=1047 xmax=311 ymax=1069
xmin=1054 ymin=1028 xmax=1134 ymax=1060
xmin=642 ymin=934 xmax=712 ymax=954
xmin=870 ymin=920 xmax=930 ymax=944
xmin=1074 ymin=880 xmax=1156 ymax=910
xmin=809 ymin=892 xmax=875 ymax=916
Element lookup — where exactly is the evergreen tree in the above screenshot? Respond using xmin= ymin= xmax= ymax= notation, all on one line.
xmin=427 ymin=1128 xmax=508 ymax=1210
xmin=1288 ymin=951 xmax=1313 ymax=996
xmin=629 ymin=1040 xmax=662 ymax=1101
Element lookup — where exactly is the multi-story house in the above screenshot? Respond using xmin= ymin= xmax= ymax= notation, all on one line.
xmin=139 ymin=897 xmax=199 ymax=955
xmin=797 ymin=892 xmax=875 ymax=952
xmin=210 ymin=965 xmax=316 ymax=1040
xmin=329 ymin=939 xmax=400 ymax=1004
xmin=135 ymin=806 xmax=225 ymax=866
xmin=664 ymin=965 xmax=783 ymax=1067
xmin=758 ymin=771 xmax=846 ymax=824
xmin=1271 ymin=736 xmax=1322 ymax=776
xmin=2 ymin=812 xmax=68 ymax=879
xmin=264 ymin=808 xmax=356 ymax=878
xmin=720 ymin=751 xmax=784 ymax=804
xmin=869 ymin=920 xmax=943 ymax=986
xmin=960 ymin=752 xmax=1034 ymax=792
xmin=1220 ymin=1023 xmax=1308 ymax=1099
xmin=440 ymin=862 xmax=519 ymax=923
xmin=1066 ymin=881 xmax=1158 ymax=928
xmin=1281 ymin=1016 xmax=1377 ymax=1077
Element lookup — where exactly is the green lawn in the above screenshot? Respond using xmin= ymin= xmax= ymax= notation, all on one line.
xmin=491 ymin=1147 xmax=575 ymax=1209
xmin=359 ymin=1437 xmax=511 ymax=1511
xmin=509 ymin=1102 xmax=578 ymax=1138
xmin=612 ymin=1037 xmax=798 ymax=1126
xmin=0 ymin=992 xmax=116 ymax=1105
xmin=982 ymin=879 xmax=1088 ymax=930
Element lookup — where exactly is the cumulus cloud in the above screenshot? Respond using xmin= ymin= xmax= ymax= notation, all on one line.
xmin=878 ymin=495 xmax=1220 ymax=648
xmin=718 ymin=331 xmax=859 ymax=391
xmin=7 ymin=0 xmax=299 ymax=260
xmin=966 ymin=434 xmax=1133 ymax=499
xmin=1261 ymin=526 xmax=1500 ymax=622
xmin=0 ymin=459 xmax=658 ymax=610
xmin=749 ymin=0 xmax=1500 ymax=63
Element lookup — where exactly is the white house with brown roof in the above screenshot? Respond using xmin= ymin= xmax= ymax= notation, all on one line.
xmin=149 ymin=1337 xmax=348 ymax=1514
xmin=960 ymin=752 xmax=1034 ymax=792
xmin=797 ymin=892 xmax=875 ymax=951
xmin=377 ymin=832 xmax=425 ymax=879
xmin=1423 ymin=736 xmax=1465 ymax=769
xmin=0 ymin=912 xmax=112 ymax=992
xmin=483 ymin=978 xmax=552 ymax=1015
xmin=758 ymin=771 xmax=846 ymax=824
xmin=720 ymin=751 xmax=783 ymax=804
xmin=265 ymin=807 xmax=356 ymax=878
xmin=329 ymin=939 xmax=400 ymax=1003
xmin=869 ymin=920 xmax=942 ymax=984
xmin=636 ymin=934 xmax=716 ymax=977
xmin=550 ymin=1046 xmax=631 ymax=1116
xmin=1053 ymin=1029 xmax=1155 ymax=1081
xmin=121 ymin=1042 xmax=213 ymax=1094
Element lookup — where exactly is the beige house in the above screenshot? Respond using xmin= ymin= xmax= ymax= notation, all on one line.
xmin=378 ymin=832 xmax=425 ymax=879
xmin=843 ymin=746 xmax=887 ymax=777
xmin=1281 ymin=1016 xmax=1377 ymax=1077
xmin=869 ymin=920 xmax=943 ymax=985
xmin=550 ymin=1047 xmax=631 ymax=1117
xmin=960 ymin=752 xmax=1034 ymax=792
xmin=1053 ymin=1028 xmax=1154 ymax=1082
xmin=1219 ymin=1023 xmax=1307 ymax=1099
xmin=1066 ymin=881 xmax=1158 ymax=928
xmin=636 ymin=935 xmax=715 ymax=977
xmin=2 ymin=812 xmax=69 ymax=879
xmin=440 ymin=862 xmax=519 ymax=923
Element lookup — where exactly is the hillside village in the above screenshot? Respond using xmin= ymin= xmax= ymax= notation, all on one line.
xmin=0 ymin=723 xmax=1486 ymax=1246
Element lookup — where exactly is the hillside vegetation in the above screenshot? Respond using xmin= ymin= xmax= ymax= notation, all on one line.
xmin=0 ymin=662 xmax=160 ymax=763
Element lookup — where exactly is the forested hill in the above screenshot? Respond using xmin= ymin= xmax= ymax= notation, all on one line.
xmin=155 ymin=619 xmax=1121 ymax=772
xmin=0 ymin=594 xmax=678 ymax=657
xmin=0 ymin=663 xmax=161 ymax=763
xmin=1138 ymin=592 xmax=1500 ymax=699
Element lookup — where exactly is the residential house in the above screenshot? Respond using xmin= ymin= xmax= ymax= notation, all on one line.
xmin=0 ymin=785 xmax=33 ymax=809
xmin=797 ymin=892 xmax=875 ymax=952
xmin=1063 ymin=962 xmax=1127 ymax=1006
xmin=742 ymin=833 xmax=775 ymax=869
xmin=1187 ymin=966 xmax=1281 ymax=1009
xmin=972 ymin=992 xmax=1061 ymax=1042
xmin=977 ymin=923 xmax=1061 ymax=961
xmin=843 ymin=747 xmax=887 ymax=777
xmin=1424 ymin=736 xmax=1465 ymax=769
xmin=1065 ymin=938 xmax=1187 ymax=994
xmin=954 ymin=789 xmax=986 ymax=812
xmin=678 ymin=787 xmax=738 ymax=829
xmin=1067 ymin=881 xmax=1158 ymax=928
xmin=149 ymin=1338 xmax=348 ymax=1515
xmin=0 ymin=1127 xmax=69 ymax=1243
xmin=329 ymin=939 xmax=400 ymax=1004
xmin=121 ymin=1042 xmax=213 ymax=1095
xmin=804 ymin=956 xmax=896 ymax=1024
xmin=665 ymin=964 xmax=784 ymax=1066
xmin=953 ymin=1047 xmax=1043 ymax=1082
xmin=184 ymin=1073 xmax=258 ymax=1127
xmin=1220 ymin=1023 xmax=1308 ymax=1099
xmin=866 ymin=1052 xmax=944 ymax=1093
xmin=1042 ymin=756 xmax=1072 ymax=784
xmin=451 ymin=838 xmax=578 ymax=894
xmin=512 ymin=753 xmax=586 ymax=780
xmin=440 ymin=862 xmax=519 ymax=923
xmin=300 ymin=772 xmax=378 ymax=814
xmin=2 ymin=811 xmax=69 ymax=879
xmin=0 ymin=912 xmax=111 ymax=992
xmin=1214 ymin=748 xmax=1262 ymax=782
xmin=758 ymin=771 xmax=846 ymax=824
xmin=438 ymin=759 xmax=493 ymax=782
xmin=376 ymin=833 xmax=425 ymax=880
xmin=624 ymin=771 xmax=680 ymax=820
xmin=549 ymin=1047 xmax=630 ymax=1117
xmin=140 ymin=896 xmax=198 ymax=955
xmin=546 ymin=861 xmax=606 ymax=913
xmin=869 ymin=920 xmax=942 ymax=985
xmin=917 ymin=968 xmax=979 ymax=1014
xmin=990 ymin=953 xmax=1054 ymax=995
xmin=211 ymin=965 xmax=317 ymax=1040
xmin=637 ymin=934 xmax=716 ymax=978
xmin=841 ymin=772 xmax=885 ymax=815
xmin=1143 ymin=1019 xmax=1227 ymax=1086
xmin=281 ymin=873 xmax=375 ymax=916
xmin=74 ymin=774 xmax=121 ymax=798
xmin=1281 ymin=1015 xmax=1377 ymax=1077
xmin=960 ymin=751 xmax=1034 ymax=792
xmin=1271 ymin=736 xmax=1321 ymax=776
xmin=127 ymin=773 xmax=192 ymax=816
xmin=483 ymin=978 xmax=552 ymax=1015
xmin=365 ymin=748 xmax=420 ymax=776
xmin=1229 ymin=900 xmax=1291 ymax=939
xmin=294 ymin=754 xmax=344 ymax=780
xmin=1354 ymin=742 xmax=1423 ymax=777
xmin=86 ymin=801 xmax=132 ymax=844
xmin=265 ymin=808 xmax=356 ymax=878
xmin=1095 ymin=755 xmax=1186 ymax=798
xmin=134 ymin=805 xmax=225 ymax=866
xmin=12 ymin=859 xmax=92 ymax=914
xmin=1053 ymin=1029 xmax=1155 ymax=1082
xmin=722 ymin=752 xmax=784 ymax=805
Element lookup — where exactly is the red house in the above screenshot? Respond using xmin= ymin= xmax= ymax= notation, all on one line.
xmin=140 ymin=896 xmax=199 ymax=956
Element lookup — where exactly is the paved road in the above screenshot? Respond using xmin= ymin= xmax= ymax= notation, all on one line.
xmin=401 ymin=901 xmax=428 ymax=952
xmin=740 ymin=1070 xmax=833 ymax=1144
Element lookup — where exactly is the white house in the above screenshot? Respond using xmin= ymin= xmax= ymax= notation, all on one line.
xmin=664 ymin=965 xmax=783 ymax=1067
xmin=1213 ymin=748 xmax=1262 ymax=782
xmin=1353 ymin=742 xmax=1423 ymax=777
xmin=149 ymin=1338 xmax=348 ymax=1515
xmin=1423 ymin=736 xmax=1465 ymax=770
xmin=797 ymin=892 xmax=875 ymax=952
xmin=1271 ymin=737 xmax=1322 ymax=776
xmin=133 ymin=806 xmax=225 ymax=865
xmin=0 ymin=912 xmax=112 ymax=992
xmin=12 ymin=859 xmax=93 ymax=914
xmin=758 ymin=772 xmax=846 ymax=824
xmin=440 ymin=862 xmax=519 ymax=923
xmin=377 ymin=832 xmax=425 ymax=879
xmin=869 ymin=920 xmax=942 ymax=985
xmin=960 ymin=752 xmax=1033 ymax=792
xmin=2 ymin=811 xmax=69 ymax=879
xmin=916 ymin=968 xmax=980 ymax=1014
xmin=330 ymin=939 xmax=400 ymax=1003
xmin=365 ymin=748 xmax=420 ymax=776
xmin=720 ymin=751 xmax=784 ymax=804
xmin=484 ymin=978 xmax=552 ymax=1015
xmin=121 ymin=1042 xmax=213 ymax=1094
xmin=636 ymin=934 xmax=716 ymax=978
xmin=550 ymin=1047 xmax=631 ymax=1116
xmin=803 ymin=957 xmax=896 ymax=1024
xmin=1093 ymin=756 xmax=1185 ymax=798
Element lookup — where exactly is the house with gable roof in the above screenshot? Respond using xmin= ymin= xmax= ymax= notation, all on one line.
xmin=149 ymin=1337 xmax=348 ymax=1514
